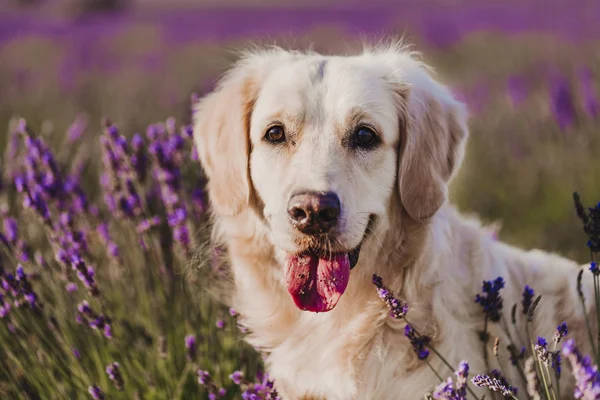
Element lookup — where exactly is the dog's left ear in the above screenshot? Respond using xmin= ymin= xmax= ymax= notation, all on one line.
xmin=192 ymin=54 xmax=267 ymax=217
xmin=392 ymin=58 xmax=469 ymax=221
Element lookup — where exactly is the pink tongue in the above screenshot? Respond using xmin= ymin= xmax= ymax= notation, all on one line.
xmin=284 ymin=252 xmax=350 ymax=312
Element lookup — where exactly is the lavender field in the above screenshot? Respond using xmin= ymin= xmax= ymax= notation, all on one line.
xmin=1 ymin=0 xmax=600 ymax=398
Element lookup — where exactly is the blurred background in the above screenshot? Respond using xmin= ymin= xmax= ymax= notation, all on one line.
xmin=1 ymin=1 xmax=600 ymax=398
xmin=2 ymin=0 xmax=600 ymax=262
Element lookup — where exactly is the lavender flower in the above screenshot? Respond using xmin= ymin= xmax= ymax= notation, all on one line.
xmin=522 ymin=285 xmax=535 ymax=314
xmin=147 ymin=120 xmax=193 ymax=254
xmin=490 ymin=369 xmax=519 ymax=396
xmin=573 ymin=193 xmax=600 ymax=253
xmin=106 ymin=362 xmax=125 ymax=391
xmin=230 ymin=370 xmax=244 ymax=385
xmin=72 ymin=348 xmax=81 ymax=359
xmin=233 ymin=370 xmax=281 ymax=400
xmin=76 ymin=300 xmax=112 ymax=338
xmin=475 ymin=277 xmax=505 ymax=322
xmin=554 ymin=321 xmax=568 ymax=344
xmin=185 ymin=334 xmax=196 ymax=361
xmin=88 ymin=385 xmax=105 ymax=400
xmin=471 ymin=374 xmax=516 ymax=397
xmin=100 ymin=121 xmax=143 ymax=219
xmin=136 ymin=216 xmax=161 ymax=234
xmin=404 ymin=324 xmax=431 ymax=360
xmin=432 ymin=361 xmax=469 ymax=400
xmin=562 ymin=338 xmax=600 ymax=399
xmin=549 ymin=76 xmax=576 ymax=131
xmin=552 ymin=351 xmax=563 ymax=378
xmin=372 ymin=274 xmax=408 ymax=319
xmin=197 ymin=370 xmax=227 ymax=399
xmin=535 ymin=336 xmax=550 ymax=365
xmin=216 ymin=319 xmax=225 ymax=329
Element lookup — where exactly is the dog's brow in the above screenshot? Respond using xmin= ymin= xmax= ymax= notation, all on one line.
xmin=310 ymin=60 xmax=327 ymax=84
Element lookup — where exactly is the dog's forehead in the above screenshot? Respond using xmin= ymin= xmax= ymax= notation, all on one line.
xmin=254 ymin=55 xmax=398 ymax=138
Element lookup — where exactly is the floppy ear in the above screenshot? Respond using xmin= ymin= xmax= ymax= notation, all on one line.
xmin=192 ymin=58 xmax=262 ymax=217
xmin=394 ymin=62 xmax=469 ymax=221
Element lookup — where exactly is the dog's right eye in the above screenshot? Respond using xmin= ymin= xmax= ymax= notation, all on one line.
xmin=264 ymin=125 xmax=286 ymax=144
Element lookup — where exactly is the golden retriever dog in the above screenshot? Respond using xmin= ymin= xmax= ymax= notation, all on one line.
xmin=192 ymin=42 xmax=596 ymax=399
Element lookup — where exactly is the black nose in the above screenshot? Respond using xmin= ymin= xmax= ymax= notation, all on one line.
xmin=287 ymin=191 xmax=341 ymax=235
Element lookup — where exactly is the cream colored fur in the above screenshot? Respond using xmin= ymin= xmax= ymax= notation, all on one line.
xmin=193 ymin=43 xmax=596 ymax=399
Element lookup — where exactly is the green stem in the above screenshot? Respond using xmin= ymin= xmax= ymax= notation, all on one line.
xmin=425 ymin=360 xmax=445 ymax=382
xmin=405 ymin=318 xmax=483 ymax=400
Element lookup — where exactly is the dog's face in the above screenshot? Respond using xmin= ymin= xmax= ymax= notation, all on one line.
xmin=194 ymin=45 xmax=468 ymax=313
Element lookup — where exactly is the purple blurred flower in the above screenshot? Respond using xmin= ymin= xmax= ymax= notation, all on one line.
xmin=185 ymin=334 xmax=196 ymax=361
xmin=147 ymin=119 xmax=194 ymax=254
xmin=475 ymin=277 xmax=505 ymax=322
xmin=136 ymin=216 xmax=161 ymax=234
xmin=72 ymin=348 xmax=81 ymax=359
xmin=3 ymin=218 xmax=18 ymax=244
xmin=216 ymin=319 xmax=225 ymax=329
xmin=67 ymin=114 xmax=88 ymax=143
xmin=549 ymin=76 xmax=576 ymax=131
xmin=76 ymin=300 xmax=112 ymax=338
xmin=198 ymin=370 xmax=227 ymax=399
xmin=562 ymin=338 xmax=600 ymax=399
xmin=106 ymin=362 xmax=124 ymax=391
xmin=88 ymin=385 xmax=104 ymax=400
xmin=230 ymin=370 xmax=244 ymax=385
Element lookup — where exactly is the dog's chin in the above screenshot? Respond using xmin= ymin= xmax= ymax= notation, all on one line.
xmin=281 ymin=215 xmax=375 ymax=313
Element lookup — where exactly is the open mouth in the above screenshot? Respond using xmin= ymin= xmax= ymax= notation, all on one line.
xmin=283 ymin=215 xmax=375 ymax=313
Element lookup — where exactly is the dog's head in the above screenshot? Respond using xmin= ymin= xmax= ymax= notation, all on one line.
xmin=193 ymin=44 xmax=468 ymax=313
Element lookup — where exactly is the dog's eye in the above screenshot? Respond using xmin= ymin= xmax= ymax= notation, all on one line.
xmin=264 ymin=125 xmax=286 ymax=144
xmin=352 ymin=126 xmax=379 ymax=149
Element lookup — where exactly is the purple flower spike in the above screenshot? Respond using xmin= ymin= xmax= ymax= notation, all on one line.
xmin=475 ymin=277 xmax=505 ymax=322
xmin=106 ymin=362 xmax=124 ymax=391
xmin=88 ymin=385 xmax=104 ymax=400
xmin=535 ymin=336 xmax=550 ymax=365
xmin=472 ymin=374 xmax=516 ymax=397
xmin=554 ymin=322 xmax=568 ymax=344
xmin=432 ymin=361 xmax=469 ymax=399
xmin=549 ymin=76 xmax=576 ymax=131
xmin=562 ymin=338 xmax=600 ymax=399
xmin=72 ymin=348 xmax=81 ymax=359
xmin=521 ymin=285 xmax=534 ymax=314
xmin=372 ymin=274 xmax=408 ymax=319
xmin=3 ymin=218 xmax=18 ymax=243
xmin=404 ymin=324 xmax=430 ymax=360
xmin=185 ymin=334 xmax=196 ymax=361
xmin=230 ymin=370 xmax=244 ymax=385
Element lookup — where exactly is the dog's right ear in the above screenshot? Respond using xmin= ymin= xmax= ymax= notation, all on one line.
xmin=192 ymin=55 xmax=266 ymax=217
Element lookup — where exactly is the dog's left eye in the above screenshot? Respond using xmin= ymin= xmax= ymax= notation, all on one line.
xmin=264 ymin=125 xmax=286 ymax=144
xmin=352 ymin=126 xmax=379 ymax=149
